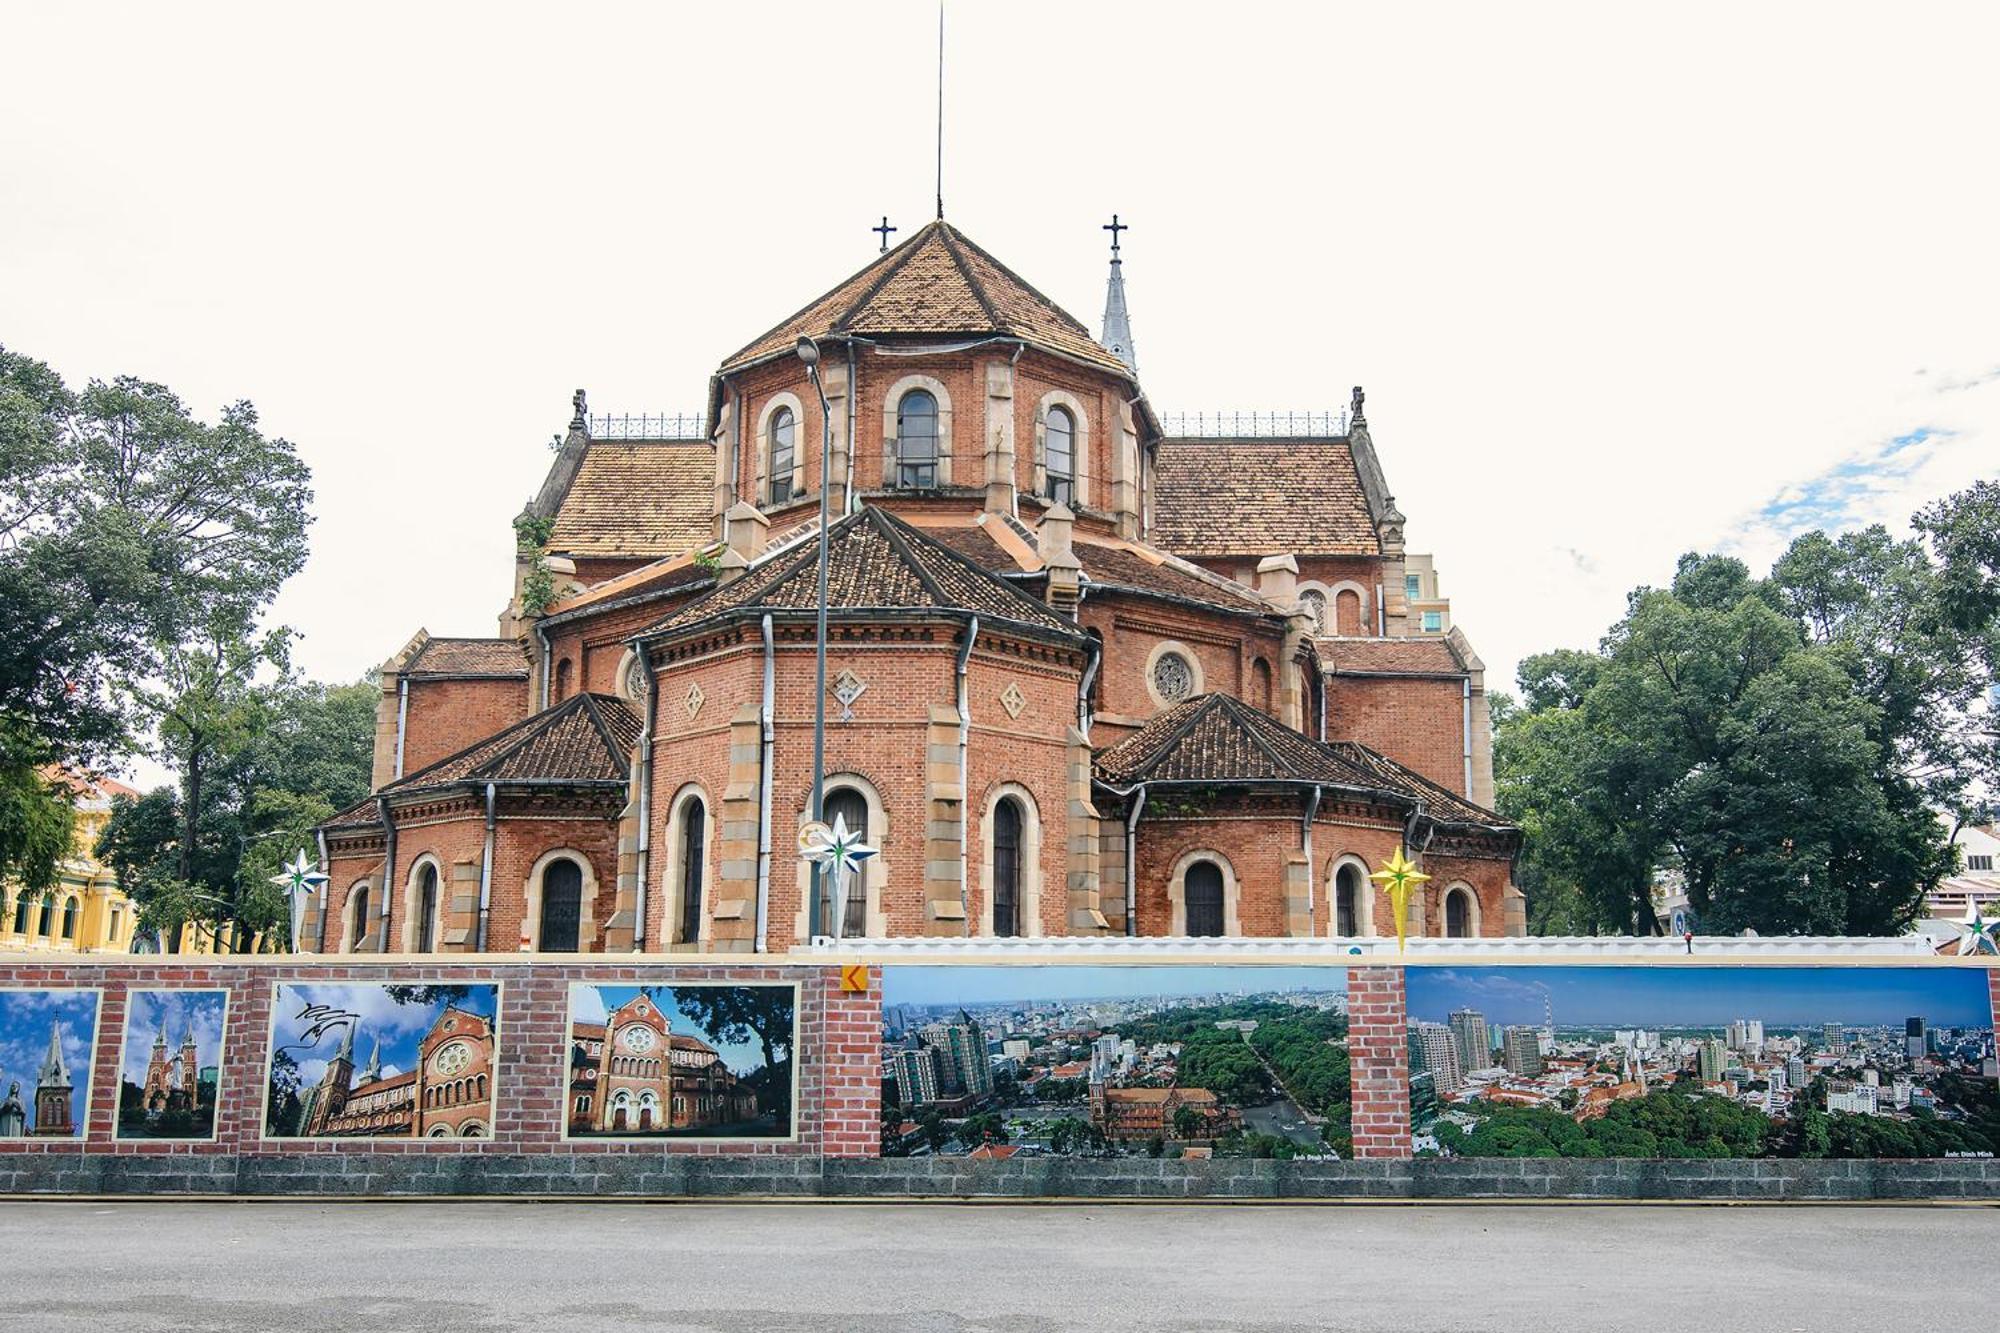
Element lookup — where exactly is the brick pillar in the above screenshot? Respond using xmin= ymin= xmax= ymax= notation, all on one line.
xmin=1284 ymin=852 xmax=1312 ymax=937
xmin=444 ymin=858 xmax=480 ymax=950
xmin=296 ymin=895 xmax=323 ymax=954
xmin=712 ymin=703 xmax=764 ymax=953
xmin=1065 ymin=727 xmax=1109 ymax=934
xmin=821 ymin=969 xmax=885 ymax=1157
xmin=1097 ymin=807 xmax=1128 ymax=935
xmin=983 ymin=358 xmax=1016 ymax=514
xmin=1347 ymin=966 xmax=1411 ymax=1158
xmin=923 ymin=704 xmax=968 ymax=935
xmin=823 ymin=359 xmax=851 ymax=516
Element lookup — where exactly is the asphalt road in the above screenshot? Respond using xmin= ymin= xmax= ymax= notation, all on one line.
xmin=2 ymin=1199 xmax=1993 ymax=1332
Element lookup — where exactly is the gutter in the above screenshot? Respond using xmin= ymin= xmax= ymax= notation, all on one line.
xmin=314 ymin=828 xmax=329 ymax=954
xmin=375 ymin=797 xmax=397 ymax=954
xmin=1123 ymin=786 xmax=1147 ymax=937
xmin=1376 ymin=582 xmax=1386 ymax=636
xmin=535 ymin=622 xmax=552 ymax=710
xmin=1076 ymin=636 xmax=1100 ymax=740
xmin=633 ymin=651 xmax=657 ymax=952
xmin=393 ymin=677 xmax=409 ymax=779
xmin=844 ymin=340 xmax=858 ymax=514
xmin=477 ymin=783 xmax=496 ymax=951
xmin=1301 ymin=785 xmax=1322 ymax=937
xmin=956 ymin=615 xmax=980 ymax=934
xmin=755 ymin=613 xmax=775 ymax=953
xmin=1461 ymin=677 xmax=1474 ymax=798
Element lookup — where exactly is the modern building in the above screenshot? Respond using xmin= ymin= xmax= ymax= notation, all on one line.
xmin=1905 ymin=1017 xmax=1927 ymax=1062
xmin=1409 ymin=1021 xmax=1464 ymax=1094
xmin=1698 ymin=1038 xmax=1728 ymax=1083
xmin=1787 ymin=1055 xmax=1807 ymax=1088
xmin=1827 ymin=1081 xmax=1879 ymax=1116
xmin=1500 ymin=1026 xmax=1543 ymax=1078
xmin=1449 ymin=1009 xmax=1492 ymax=1074
xmin=1822 ymin=1024 xmax=1845 ymax=1054
xmin=890 ymin=1046 xmax=943 ymax=1106
xmin=920 ymin=1011 xmax=994 ymax=1098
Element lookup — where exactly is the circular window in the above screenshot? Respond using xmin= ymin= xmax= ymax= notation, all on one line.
xmin=1152 ymin=651 xmax=1194 ymax=703
xmin=1299 ymin=589 xmax=1327 ymax=633
xmin=622 ymin=655 xmax=646 ymax=701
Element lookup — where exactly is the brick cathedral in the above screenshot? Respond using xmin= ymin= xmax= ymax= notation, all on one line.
xmin=309 ymin=220 xmax=1522 ymax=956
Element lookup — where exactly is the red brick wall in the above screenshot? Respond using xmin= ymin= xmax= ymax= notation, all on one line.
xmin=1327 ymin=674 xmax=1468 ymax=798
xmin=1345 ymin=966 xmax=1410 ymax=1158
xmin=401 ymin=677 xmax=531 ymax=776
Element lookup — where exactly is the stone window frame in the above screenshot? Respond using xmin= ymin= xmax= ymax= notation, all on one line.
xmin=880 ymin=374 xmax=953 ymax=491
xmin=1308 ymin=579 xmax=1370 ymax=637
xmin=978 ymin=782 xmax=1043 ymax=939
xmin=400 ymin=853 xmax=446 ymax=954
xmin=1032 ymin=389 xmax=1091 ymax=509
xmin=1143 ymin=639 xmax=1204 ymax=710
xmin=520 ymin=847 xmax=601 ymax=953
xmin=1326 ymin=854 xmax=1377 ymax=938
xmin=793 ymin=771 xmax=891 ymax=941
xmin=754 ymin=391 xmax=808 ymax=507
xmin=341 ymin=879 xmax=376 ymax=954
xmin=660 ymin=782 xmax=713 ymax=951
xmin=1167 ymin=848 xmax=1242 ymax=937
xmin=59 ymin=894 xmax=79 ymax=940
xmin=614 ymin=648 xmax=644 ymax=704
xmin=1441 ymin=880 xmax=1481 ymax=938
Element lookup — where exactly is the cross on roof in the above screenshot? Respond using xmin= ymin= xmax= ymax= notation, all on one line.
xmin=873 ymin=216 xmax=898 ymax=253
xmin=1103 ymin=213 xmax=1128 ymax=258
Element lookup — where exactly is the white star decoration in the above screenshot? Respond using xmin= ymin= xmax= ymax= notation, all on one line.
xmin=1944 ymin=897 xmax=2000 ymax=956
xmin=801 ymin=813 xmax=877 ymax=939
xmin=269 ymin=849 xmax=329 ymax=952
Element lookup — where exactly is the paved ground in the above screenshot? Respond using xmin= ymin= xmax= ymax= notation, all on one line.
xmin=2 ymin=1199 xmax=1994 ymax=1332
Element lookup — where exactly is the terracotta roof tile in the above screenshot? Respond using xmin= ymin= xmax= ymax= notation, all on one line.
xmin=1074 ymin=541 xmax=1270 ymax=615
xmin=379 ymin=693 xmax=639 ymax=795
xmin=405 ymin=638 xmax=529 ymax=678
xmin=1321 ymin=638 xmax=1465 ymax=675
xmin=549 ymin=441 xmax=715 ymax=559
xmin=1152 ymin=439 xmax=1379 ymax=557
xmin=721 ymin=222 xmax=1129 ymax=376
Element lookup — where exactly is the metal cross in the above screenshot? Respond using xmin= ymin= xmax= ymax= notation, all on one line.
xmin=1103 ymin=213 xmax=1128 ymax=257
xmin=873 ymin=216 xmax=898 ymax=253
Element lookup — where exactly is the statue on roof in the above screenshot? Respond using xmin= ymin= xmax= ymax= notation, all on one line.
xmin=571 ymin=388 xmax=588 ymax=428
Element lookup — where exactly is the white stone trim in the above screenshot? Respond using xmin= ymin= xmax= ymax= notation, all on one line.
xmin=1321 ymin=579 xmax=1371 ymax=636
xmin=754 ymin=391 xmax=807 ymax=506
xmin=881 ymin=374 xmax=953 ymax=489
xmin=340 ymin=879 xmax=376 ymax=954
xmin=1142 ymin=639 xmax=1204 ymax=711
xmin=520 ymin=847 xmax=600 ymax=952
xmin=1167 ymin=848 xmax=1242 ymax=937
xmin=978 ymin=783 xmax=1043 ymax=939
xmin=1327 ymin=854 xmax=1376 ymax=938
xmin=1032 ymin=389 xmax=1091 ymax=509
xmin=793 ymin=772 xmax=891 ymax=940
xmin=400 ymin=854 xmax=446 ymax=953
xmin=1441 ymin=880 xmax=1482 ymax=939
xmin=660 ymin=783 xmax=713 ymax=951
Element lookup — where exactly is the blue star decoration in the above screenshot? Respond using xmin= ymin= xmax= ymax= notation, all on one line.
xmin=801 ymin=813 xmax=878 ymax=937
xmin=269 ymin=850 xmax=330 ymax=950
xmin=1946 ymin=898 xmax=2000 ymax=956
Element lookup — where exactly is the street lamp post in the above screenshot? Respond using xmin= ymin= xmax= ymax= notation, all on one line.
xmin=796 ymin=335 xmax=835 ymax=938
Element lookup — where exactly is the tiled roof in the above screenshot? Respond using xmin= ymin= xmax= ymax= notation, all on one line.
xmin=323 ymin=797 xmax=379 ymax=829
xmin=1320 ymin=637 xmax=1466 ymax=676
xmin=1151 ymin=439 xmax=1380 ymax=557
xmin=549 ymin=441 xmax=715 ymax=559
xmin=721 ymin=222 xmax=1130 ymax=376
xmin=644 ymin=504 xmax=1083 ymax=640
xmin=1093 ymin=693 xmax=1510 ymax=831
xmin=405 ymin=637 xmax=529 ymax=679
xmin=1074 ymin=540 xmax=1270 ymax=615
xmin=381 ymin=693 xmax=640 ymax=794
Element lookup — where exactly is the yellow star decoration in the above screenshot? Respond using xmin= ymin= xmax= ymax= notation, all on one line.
xmin=1369 ymin=846 xmax=1431 ymax=953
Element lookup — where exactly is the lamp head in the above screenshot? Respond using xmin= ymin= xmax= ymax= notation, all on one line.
xmin=794 ymin=336 xmax=821 ymax=369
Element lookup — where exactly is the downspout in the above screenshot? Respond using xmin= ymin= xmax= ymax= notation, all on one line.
xmin=956 ymin=616 xmax=980 ymax=934
xmin=375 ymin=797 xmax=397 ymax=954
xmin=536 ymin=623 xmax=552 ymax=711
xmin=1007 ymin=343 xmax=1024 ymax=519
xmin=314 ymin=828 xmax=329 ymax=953
xmin=1076 ymin=638 xmax=1100 ymax=741
xmin=633 ymin=651 xmax=657 ymax=952
xmin=393 ymin=677 xmax=409 ymax=778
xmin=1376 ymin=582 xmax=1386 ymax=636
xmin=844 ymin=341 xmax=859 ymax=514
xmin=1316 ymin=668 xmax=1328 ymax=742
xmin=1461 ymin=676 xmax=1474 ymax=797
xmin=476 ymin=782 xmax=495 ymax=951
xmin=1123 ymin=786 xmax=1147 ymax=937
xmin=1301 ymin=785 xmax=1322 ymax=937
xmin=755 ymin=613 xmax=775 ymax=953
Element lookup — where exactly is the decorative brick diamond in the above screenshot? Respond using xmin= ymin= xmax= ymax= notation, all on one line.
xmin=998 ymin=681 xmax=1027 ymax=720
xmin=831 ymin=670 xmax=867 ymax=722
xmin=684 ymin=682 xmax=705 ymax=718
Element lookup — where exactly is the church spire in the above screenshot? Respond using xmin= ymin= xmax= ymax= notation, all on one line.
xmin=1099 ymin=214 xmax=1137 ymax=375
xmin=362 ymin=1036 xmax=382 ymax=1082
xmin=38 ymin=1022 xmax=69 ymax=1089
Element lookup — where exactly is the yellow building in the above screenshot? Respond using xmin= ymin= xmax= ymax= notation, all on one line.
xmin=1 ymin=771 xmax=142 ymax=955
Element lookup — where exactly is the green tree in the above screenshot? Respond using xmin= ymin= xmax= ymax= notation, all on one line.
xmin=672 ymin=987 xmax=797 ymax=1118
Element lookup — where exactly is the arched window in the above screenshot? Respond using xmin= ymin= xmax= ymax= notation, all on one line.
xmin=1085 ymin=628 xmax=1105 ymax=712
xmin=60 ymin=897 xmax=78 ymax=939
xmin=475 ymin=1073 xmax=487 ymax=1100
xmin=349 ymin=885 xmax=371 ymax=951
xmin=1335 ymin=588 xmax=1363 ymax=636
xmin=554 ymin=658 xmax=574 ymax=702
xmin=1250 ymin=659 xmax=1273 ymax=714
xmin=895 ymin=390 xmax=938 ymax=488
xmin=539 ymin=858 xmax=583 ymax=952
xmin=36 ymin=894 xmax=53 ymax=937
xmin=1446 ymin=886 xmax=1474 ymax=939
xmin=12 ymin=894 xmax=30 ymax=935
xmin=1185 ymin=862 xmax=1225 ymax=937
xmin=1299 ymin=589 xmax=1327 ymax=634
xmin=822 ymin=789 xmax=869 ymax=938
xmin=992 ymin=797 xmax=1023 ymax=938
xmin=414 ymin=863 xmax=439 ymax=953
xmin=1336 ymin=863 xmax=1364 ymax=937
xmin=1044 ymin=406 xmax=1075 ymax=505
xmin=678 ymin=798 xmax=705 ymax=945
xmin=768 ymin=406 xmax=796 ymax=505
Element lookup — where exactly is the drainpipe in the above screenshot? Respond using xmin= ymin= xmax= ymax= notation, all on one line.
xmin=844 ymin=341 xmax=859 ymax=514
xmin=1007 ymin=343 xmax=1024 ymax=519
xmin=1376 ymin=582 xmax=1386 ymax=636
xmin=633 ymin=651 xmax=657 ymax=952
xmin=1076 ymin=637 xmax=1100 ymax=741
xmin=1461 ymin=676 xmax=1474 ymax=797
xmin=375 ymin=797 xmax=397 ymax=954
xmin=1316 ymin=669 xmax=1327 ymax=742
xmin=393 ymin=677 xmax=409 ymax=779
xmin=755 ymin=613 xmax=775 ymax=953
xmin=1123 ymin=786 xmax=1147 ymax=937
xmin=477 ymin=782 xmax=496 ymax=951
xmin=956 ymin=616 xmax=980 ymax=935
xmin=1301 ymin=785 xmax=1322 ymax=937
xmin=536 ymin=623 xmax=552 ymax=710
xmin=314 ymin=828 xmax=329 ymax=954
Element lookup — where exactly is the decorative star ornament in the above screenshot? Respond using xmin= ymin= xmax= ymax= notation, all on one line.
xmin=1369 ymin=846 xmax=1431 ymax=953
xmin=1945 ymin=897 xmax=2000 ymax=956
xmin=269 ymin=849 xmax=329 ymax=953
xmin=801 ymin=813 xmax=877 ymax=940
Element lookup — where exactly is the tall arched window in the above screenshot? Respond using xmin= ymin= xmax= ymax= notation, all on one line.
xmin=11 ymin=894 xmax=29 ymax=935
xmin=554 ymin=658 xmax=574 ymax=702
xmin=678 ymin=799 xmax=706 ymax=945
xmin=1336 ymin=863 xmax=1364 ymax=937
xmin=414 ymin=863 xmax=439 ymax=952
xmin=895 ymin=390 xmax=938 ymax=488
xmin=992 ymin=797 xmax=1023 ymax=938
xmin=1446 ymin=887 xmax=1473 ymax=939
xmin=60 ymin=897 xmax=78 ymax=940
xmin=768 ymin=406 xmax=796 ymax=505
xmin=1250 ymin=658 xmax=1273 ymax=714
xmin=822 ymin=789 xmax=869 ymax=938
xmin=349 ymin=886 xmax=370 ymax=951
xmin=1044 ymin=406 xmax=1075 ymax=505
xmin=1299 ymin=589 xmax=1328 ymax=634
xmin=540 ymin=858 xmax=584 ymax=952
xmin=1185 ymin=862 xmax=1225 ymax=937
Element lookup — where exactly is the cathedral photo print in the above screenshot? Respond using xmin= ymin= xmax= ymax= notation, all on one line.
xmin=565 ymin=983 xmax=797 ymax=1140
xmin=0 ymin=989 xmax=100 ymax=1139
xmin=115 ymin=989 xmax=226 ymax=1140
xmin=262 ymin=982 xmax=500 ymax=1140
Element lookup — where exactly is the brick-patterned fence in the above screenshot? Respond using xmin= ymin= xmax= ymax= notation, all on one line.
xmin=1 ymin=955 xmax=1996 ymax=1200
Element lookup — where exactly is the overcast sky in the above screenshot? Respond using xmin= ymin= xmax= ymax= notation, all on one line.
xmin=5 ymin=2 xmax=1996 ymax=784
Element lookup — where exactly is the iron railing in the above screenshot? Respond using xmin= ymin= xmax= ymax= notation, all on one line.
xmin=588 ymin=412 xmax=709 ymax=441
xmin=1159 ymin=409 xmax=1349 ymax=438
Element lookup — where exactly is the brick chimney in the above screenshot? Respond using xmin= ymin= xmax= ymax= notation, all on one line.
xmin=1039 ymin=503 xmax=1083 ymax=618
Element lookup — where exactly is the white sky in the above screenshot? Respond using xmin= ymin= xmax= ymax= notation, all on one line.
xmin=5 ymin=1 xmax=1996 ymax=787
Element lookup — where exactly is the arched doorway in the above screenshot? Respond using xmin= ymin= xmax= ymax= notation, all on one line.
xmin=540 ymin=859 xmax=583 ymax=952
xmin=992 ymin=797 xmax=1023 ymax=938
xmin=1185 ymin=862 xmax=1225 ymax=937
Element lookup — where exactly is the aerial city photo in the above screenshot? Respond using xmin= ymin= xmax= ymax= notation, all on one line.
xmin=880 ymin=966 xmax=1351 ymax=1160
xmin=1407 ymin=967 xmax=2000 ymax=1158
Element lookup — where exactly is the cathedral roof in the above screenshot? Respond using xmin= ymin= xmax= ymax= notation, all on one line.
xmin=379 ymin=692 xmax=640 ymax=797
xmin=404 ymin=637 xmax=530 ymax=679
xmin=1320 ymin=637 xmax=1468 ymax=676
xmin=720 ymin=221 xmax=1131 ymax=377
xmin=548 ymin=440 xmax=716 ymax=560
xmin=1151 ymin=438 xmax=1382 ymax=557
xmin=1093 ymin=692 xmax=1509 ymax=831
xmin=642 ymin=504 xmax=1084 ymax=642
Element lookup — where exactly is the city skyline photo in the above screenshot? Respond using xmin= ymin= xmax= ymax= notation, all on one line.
xmin=884 ymin=965 xmax=1349 ymax=1010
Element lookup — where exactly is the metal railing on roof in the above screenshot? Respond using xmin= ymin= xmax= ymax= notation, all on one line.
xmin=588 ymin=412 xmax=709 ymax=441
xmin=1160 ymin=409 xmax=1349 ymax=438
